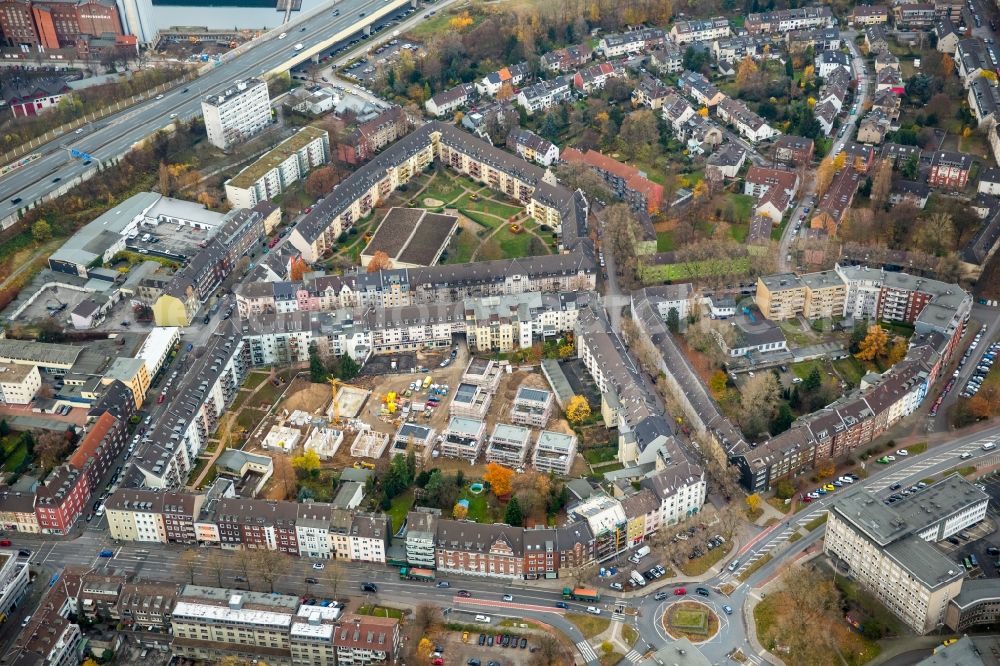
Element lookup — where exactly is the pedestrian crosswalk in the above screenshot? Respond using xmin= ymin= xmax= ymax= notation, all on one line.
xmin=576 ymin=640 xmax=599 ymax=663
xmin=623 ymin=649 xmax=643 ymax=663
xmin=611 ymin=611 xmax=627 ymax=622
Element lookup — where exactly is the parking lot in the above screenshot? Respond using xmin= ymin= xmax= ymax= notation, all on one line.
xmin=124 ymin=221 xmax=216 ymax=260
xmin=433 ymin=625 xmax=547 ymax=666
xmin=958 ymin=327 xmax=997 ymax=400
xmin=342 ymin=39 xmax=423 ymax=83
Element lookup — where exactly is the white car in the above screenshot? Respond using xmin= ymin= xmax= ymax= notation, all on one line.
xmin=896 ymin=449 xmax=908 ymax=457
xmin=587 ymin=606 xmax=602 ymax=615
xmin=502 ymin=594 xmax=513 ymax=602
xmin=312 ymin=562 xmax=325 ymax=570
xmin=475 ymin=614 xmax=491 ymax=623
xmin=278 ymin=32 xmax=287 ymax=39
xmin=156 ymin=94 xmax=164 ymax=100
xmin=839 ymin=476 xmax=854 ymax=484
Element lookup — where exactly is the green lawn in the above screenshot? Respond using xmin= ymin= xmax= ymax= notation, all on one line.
xmin=230 ymin=390 xmax=252 ymax=411
xmin=236 ymin=408 xmax=266 ymax=432
xmin=387 ymin=490 xmax=414 ymax=533
xmin=790 ymin=359 xmax=825 ymax=380
xmin=656 ymin=231 xmax=676 ymax=252
xmin=458 ymin=489 xmax=490 ymax=522
xmin=833 ymin=357 xmax=867 ymax=388
xmin=455 ymin=194 xmax=522 ymax=219
xmin=679 ymin=541 xmax=732 ymax=576
xmin=879 ymin=321 xmax=915 ymax=339
xmin=730 ymin=194 xmax=754 ymax=221
xmin=461 ymin=209 xmax=503 ymax=230
xmin=730 ymin=223 xmax=749 ymax=243
xmin=565 ymin=613 xmax=610 ymax=639
xmin=252 ymin=380 xmax=286 ymax=407
xmin=583 ymin=445 xmax=618 ymax=464
xmin=443 ymin=228 xmax=479 ymax=264
xmin=357 ymin=605 xmax=405 ymax=619
xmin=495 ymin=226 xmax=533 ymax=258
xmin=804 ymin=513 xmax=828 ymax=531
xmin=243 ymin=372 xmax=270 ymax=389
xmin=1 ymin=440 xmax=29 ymax=474
xmin=421 ymin=174 xmax=469 ymax=205
xmin=778 ymin=321 xmax=814 ymax=347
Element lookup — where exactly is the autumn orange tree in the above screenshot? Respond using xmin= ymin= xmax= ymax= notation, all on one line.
xmin=366 ymin=251 xmax=393 ymax=272
xmin=855 ymin=324 xmax=889 ymax=362
xmin=290 ymin=255 xmax=309 ymax=281
xmin=483 ymin=463 xmax=514 ymax=498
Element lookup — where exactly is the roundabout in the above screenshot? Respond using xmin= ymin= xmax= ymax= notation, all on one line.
xmin=661 ymin=598 xmax=721 ymax=643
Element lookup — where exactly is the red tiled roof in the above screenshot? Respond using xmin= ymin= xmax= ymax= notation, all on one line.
xmin=561 ymin=148 xmax=664 ymax=211
xmin=69 ymin=412 xmax=117 ymax=470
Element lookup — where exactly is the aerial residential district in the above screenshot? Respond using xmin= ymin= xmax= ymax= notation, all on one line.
xmin=4 ymin=1 xmax=1000 ymax=666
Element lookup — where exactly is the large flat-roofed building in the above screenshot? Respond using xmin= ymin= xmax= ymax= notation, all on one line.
xmin=0 ymin=339 xmax=81 ymax=372
xmin=533 ymin=430 xmax=577 ymax=475
xmin=824 ymin=475 xmax=988 ymax=634
xmin=800 ymin=270 xmax=847 ymax=319
xmin=755 ymin=273 xmax=805 ymax=320
xmin=359 ymin=207 xmax=459 ymax=269
xmin=171 ymin=586 xmax=299 ymax=664
xmin=440 ymin=416 xmax=486 ymax=460
xmin=202 ymin=78 xmax=271 ymax=150
xmin=510 ymin=386 xmax=553 ymax=427
xmin=0 ymin=362 xmax=40 ymax=404
xmin=485 ymin=423 xmax=532 ymax=467
xmin=224 ymin=126 xmax=330 ymax=208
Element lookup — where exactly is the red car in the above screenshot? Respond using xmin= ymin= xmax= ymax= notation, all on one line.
xmin=0 ymin=540 xmax=11 ymax=547
xmin=674 ymin=587 xmax=686 ymax=595
xmin=304 ymin=207 xmax=313 ymax=213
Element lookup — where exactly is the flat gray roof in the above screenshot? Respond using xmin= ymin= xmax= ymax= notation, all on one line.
xmin=894 ymin=474 xmax=990 ymax=528
xmin=515 ymin=386 xmax=551 ymax=404
xmin=0 ymin=339 xmax=82 ymax=368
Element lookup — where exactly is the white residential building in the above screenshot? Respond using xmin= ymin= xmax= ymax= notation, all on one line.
xmin=0 ymin=363 xmax=40 ymax=405
xmin=202 ymin=78 xmax=272 ymax=150
xmin=532 ymin=430 xmax=577 ymax=475
xmin=225 ymin=126 xmax=330 ymax=208
xmin=669 ymin=17 xmax=731 ymax=45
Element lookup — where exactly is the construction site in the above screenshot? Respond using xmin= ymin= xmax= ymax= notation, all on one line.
xmin=218 ymin=341 xmax=587 ymax=501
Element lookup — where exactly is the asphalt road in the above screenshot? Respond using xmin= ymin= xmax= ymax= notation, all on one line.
xmin=777 ymin=31 xmax=869 ymax=273
xmin=929 ymin=305 xmax=1000 ymax=432
xmin=5 ymin=425 xmax=1000 ymax=665
xmin=0 ymin=0 xmax=413 ymax=218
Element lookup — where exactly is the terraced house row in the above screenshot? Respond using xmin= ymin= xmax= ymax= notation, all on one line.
xmin=289 ymin=121 xmax=590 ymax=263
xmin=101 ymin=465 xmax=702 ymax=577
xmin=234 ymin=252 xmax=596 ymax=317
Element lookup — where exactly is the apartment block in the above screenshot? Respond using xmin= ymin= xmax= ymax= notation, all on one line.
xmin=824 ymin=477 xmax=987 ymax=634
xmin=202 ymin=78 xmax=271 ymax=150
xmin=225 ymin=126 xmax=330 ymax=208
xmin=533 ymin=430 xmax=577 ymax=475
xmin=597 ymin=27 xmax=665 ymax=57
xmin=436 ymin=520 xmax=525 ymax=577
xmin=669 ymin=16 xmax=731 ymax=45
xmin=510 ymin=386 xmax=553 ymax=427
xmin=754 ymin=273 xmax=805 ymax=320
xmin=68 ymin=412 xmax=126 ymax=494
xmin=34 ymin=464 xmax=89 ymax=535
xmin=170 ymin=586 xmax=301 ymax=665
xmin=440 ymin=416 xmax=486 ymax=460
xmin=745 ymin=6 xmax=834 ymax=33
xmin=800 ymin=270 xmax=847 ymax=319
xmin=485 ymin=423 xmax=532 ymax=467
xmin=289 ymin=122 xmax=589 ymax=263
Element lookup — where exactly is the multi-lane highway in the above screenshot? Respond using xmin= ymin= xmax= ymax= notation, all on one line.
xmin=0 ymin=0 xmax=414 ymax=220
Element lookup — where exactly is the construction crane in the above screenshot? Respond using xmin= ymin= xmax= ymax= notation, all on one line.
xmin=327 ymin=377 xmax=342 ymax=426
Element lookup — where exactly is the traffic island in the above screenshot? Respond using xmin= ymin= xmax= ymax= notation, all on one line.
xmin=662 ymin=601 xmax=719 ymax=643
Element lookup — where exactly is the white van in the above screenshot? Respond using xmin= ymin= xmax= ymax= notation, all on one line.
xmin=983 ymin=442 xmax=997 ymax=451
xmin=474 ymin=614 xmax=491 ymax=623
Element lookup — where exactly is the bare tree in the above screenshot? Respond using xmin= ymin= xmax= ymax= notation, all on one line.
xmin=206 ymin=549 xmax=228 ymax=588
xmin=252 ymin=549 xmax=288 ymax=593
xmin=530 ymin=634 xmax=568 ymax=666
xmin=320 ymin=558 xmax=343 ymax=599
xmin=178 ymin=548 xmax=199 ymax=584
xmin=235 ymin=549 xmax=255 ymax=589
xmin=412 ymin=604 xmax=443 ymax=637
